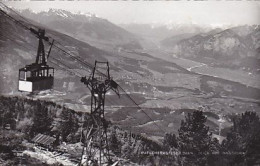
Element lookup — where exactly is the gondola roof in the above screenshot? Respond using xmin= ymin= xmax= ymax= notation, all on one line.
xmin=19 ymin=63 xmax=54 ymax=72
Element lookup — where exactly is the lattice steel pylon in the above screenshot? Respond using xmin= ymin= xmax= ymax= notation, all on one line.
xmin=80 ymin=61 xmax=119 ymax=165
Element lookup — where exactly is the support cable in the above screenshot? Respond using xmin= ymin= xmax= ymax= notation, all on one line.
xmin=0 ymin=5 xmax=167 ymax=135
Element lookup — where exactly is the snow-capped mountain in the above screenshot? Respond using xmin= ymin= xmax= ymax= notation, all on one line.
xmin=19 ymin=9 xmax=141 ymax=49
xmin=27 ymin=8 xmax=99 ymax=22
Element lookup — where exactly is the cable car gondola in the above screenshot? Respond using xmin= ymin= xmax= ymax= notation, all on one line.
xmin=18 ymin=28 xmax=54 ymax=92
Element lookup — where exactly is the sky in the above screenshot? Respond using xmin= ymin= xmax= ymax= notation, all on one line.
xmin=3 ymin=1 xmax=260 ymax=26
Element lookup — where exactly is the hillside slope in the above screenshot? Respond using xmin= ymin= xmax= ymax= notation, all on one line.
xmin=163 ymin=25 xmax=260 ymax=72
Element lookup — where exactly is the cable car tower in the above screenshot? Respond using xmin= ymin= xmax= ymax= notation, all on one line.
xmin=80 ymin=61 xmax=119 ymax=165
xmin=18 ymin=28 xmax=54 ymax=92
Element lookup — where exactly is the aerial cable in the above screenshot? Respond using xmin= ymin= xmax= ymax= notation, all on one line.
xmin=0 ymin=2 xmax=41 ymax=33
xmin=51 ymin=43 xmax=107 ymax=78
xmin=0 ymin=32 xmax=83 ymax=78
xmin=51 ymin=38 xmax=108 ymax=78
xmin=0 ymin=7 xmax=31 ymax=31
xmin=50 ymin=57 xmax=83 ymax=77
xmin=52 ymin=44 xmax=93 ymax=70
xmin=0 ymin=6 xmax=106 ymax=78
xmin=0 ymin=2 xmax=32 ymax=25
xmin=1 ymin=5 xmax=167 ymax=135
xmin=118 ymin=85 xmax=166 ymax=133
xmin=0 ymin=24 xmax=88 ymax=78
xmin=49 ymin=58 xmax=82 ymax=77
xmin=1 ymin=13 xmax=161 ymax=136
xmin=0 ymin=33 xmax=33 ymax=51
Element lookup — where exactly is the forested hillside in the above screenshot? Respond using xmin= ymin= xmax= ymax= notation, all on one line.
xmin=0 ymin=96 xmax=161 ymax=165
xmin=1 ymin=96 xmax=259 ymax=165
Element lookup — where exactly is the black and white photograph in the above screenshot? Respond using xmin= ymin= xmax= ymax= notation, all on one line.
xmin=0 ymin=1 xmax=259 ymax=165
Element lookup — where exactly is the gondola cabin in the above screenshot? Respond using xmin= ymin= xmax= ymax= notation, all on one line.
xmin=18 ymin=28 xmax=55 ymax=93
xmin=18 ymin=64 xmax=54 ymax=92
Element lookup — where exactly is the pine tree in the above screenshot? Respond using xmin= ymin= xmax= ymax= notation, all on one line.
xmin=163 ymin=133 xmax=178 ymax=150
xmin=177 ymin=111 xmax=213 ymax=166
xmin=121 ymin=131 xmax=136 ymax=159
xmin=223 ymin=111 xmax=260 ymax=166
xmin=30 ymin=102 xmax=52 ymax=137
xmin=162 ymin=133 xmax=178 ymax=166
xmin=245 ymin=129 xmax=260 ymax=166
xmin=60 ymin=108 xmax=78 ymax=142
xmin=109 ymin=129 xmax=121 ymax=155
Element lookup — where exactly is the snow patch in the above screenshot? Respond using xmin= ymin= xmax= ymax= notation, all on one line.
xmin=170 ymin=110 xmax=175 ymax=114
xmin=168 ymin=123 xmax=174 ymax=128
xmin=137 ymin=120 xmax=162 ymax=128
xmin=153 ymin=110 xmax=160 ymax=115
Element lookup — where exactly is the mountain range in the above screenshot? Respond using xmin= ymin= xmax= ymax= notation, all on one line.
xmin=19 ymin=8 xmax=142 ymax=50
xmin=120 ymin=23 xmax=215 ymax=43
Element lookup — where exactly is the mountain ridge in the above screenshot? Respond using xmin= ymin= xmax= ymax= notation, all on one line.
xmin=162 ymin=25 xmax=260 ymax=73
xmin=19 ymin=8 xmax=142 ymax=49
